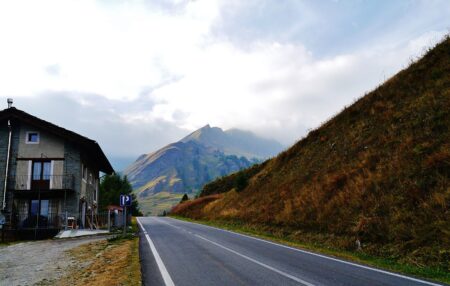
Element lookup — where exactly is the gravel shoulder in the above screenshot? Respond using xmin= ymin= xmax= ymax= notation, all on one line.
xmin=0 ymin=235 xmax=110 ymax=286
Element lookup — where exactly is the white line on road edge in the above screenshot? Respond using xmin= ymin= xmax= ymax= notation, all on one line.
xmin=137 ymin=218 xmax=175 ymax=286
xmin=195 ymin=234 xmax=315 ymax=286
xmin=157 ymin=217 xmax=314 ymax=286
xmin=166 ymin=217 xmax=444 ymax=286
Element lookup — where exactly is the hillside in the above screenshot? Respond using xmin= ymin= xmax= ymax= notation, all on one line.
xmin=124 ymin=125 xmax=283 ymax=215
xmin=172 ymin=37 xmax=450 ymax=268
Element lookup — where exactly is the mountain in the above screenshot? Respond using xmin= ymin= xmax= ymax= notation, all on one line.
xmin=124 ymin=126 xmax=283 ymax=215
xmin=172 ymin=37 xmax=450 ymax=268
xmin=181 ymin=124 xmax=284 ymax=159
xmin=126 ymin=140 xmax=254 ymax=196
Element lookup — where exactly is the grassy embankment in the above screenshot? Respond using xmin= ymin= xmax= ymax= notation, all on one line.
xmin=172 ymin=37 xmax=450 ymax=284
xmin=57 ymin=217 xmax=142 ymax=286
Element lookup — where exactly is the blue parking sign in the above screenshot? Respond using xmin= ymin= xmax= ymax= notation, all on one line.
xmin=120 ymin=194 xmax=132 ymax=206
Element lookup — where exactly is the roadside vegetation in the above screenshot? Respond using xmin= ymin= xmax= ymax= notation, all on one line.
xmin=172 ymin=36 xmax=450 ymax=283
xmin=55 ymin=217 xmax=141 ymax=286
xmin=99 ymin=174 xmax=143 ymax=216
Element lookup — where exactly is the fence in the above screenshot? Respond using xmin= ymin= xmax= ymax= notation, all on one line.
xmin=10 ymin=211 xmax=124 ymax=231
xmin=2 ymin=210 xmax=133 ymax=242
xmin=59 ymin=211 xmax=119 ymax=230
xmin=14 ymin=212 xmax=63 ymax=229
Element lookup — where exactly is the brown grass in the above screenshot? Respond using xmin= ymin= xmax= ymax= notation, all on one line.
xmin=56 ymin=237 xmax=141 ymax=286
xmin=170 ymin=194 xmax=221 ymax=218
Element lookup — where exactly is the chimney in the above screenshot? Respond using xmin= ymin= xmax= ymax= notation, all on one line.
xmin=7 ymin=98 xmax=13 ymax=108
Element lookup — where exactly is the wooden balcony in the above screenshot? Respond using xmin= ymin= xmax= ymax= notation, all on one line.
xmin=6 ymin=175 xmax=76 ymax=199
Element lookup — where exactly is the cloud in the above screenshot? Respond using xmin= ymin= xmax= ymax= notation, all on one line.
xmin=4 ymin=92 xmax=188 ymax=170
xmin=0 ymin=0 xmax=221 ymax=100
xmin=145 ymin=30 xmax=448 ymax=144
xmin=0 ymin=0 xmax=448 ymax=170
xmin=44 ymin=64 xmax=61 ymax=77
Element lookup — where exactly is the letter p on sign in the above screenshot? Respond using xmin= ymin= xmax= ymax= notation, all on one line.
xmin=120 ymin=194 xmax=132 ymax=207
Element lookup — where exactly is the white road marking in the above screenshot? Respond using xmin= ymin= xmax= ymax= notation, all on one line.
xmin=156 ymin=217 xmax=314 ymax=286
xmin=137 ymin=218 xmax=175 ymax=286
xmin=195 ymin=234 xmax=315 ymax=286
xmin=166 ymin=217 xmax=444 ymax=286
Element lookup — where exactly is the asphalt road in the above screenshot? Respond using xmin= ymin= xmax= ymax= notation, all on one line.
xmin=137 ymin=217 xmax=445 ymax=286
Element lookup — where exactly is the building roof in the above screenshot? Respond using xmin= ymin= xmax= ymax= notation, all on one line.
xmin=107 ymin=205 xmax=123 ymax=211
xmin=0 ymin=107 xmax=114 ymax=174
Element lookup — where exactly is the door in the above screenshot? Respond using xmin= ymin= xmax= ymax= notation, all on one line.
xmin=31 ymin=161 xmax=51 ymax=190
xmin=24 ymin=199 xmax=49 ymax=228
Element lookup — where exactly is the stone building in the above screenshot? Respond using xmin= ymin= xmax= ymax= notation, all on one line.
xmin=0 ymin=105 xmax=114 ymax=239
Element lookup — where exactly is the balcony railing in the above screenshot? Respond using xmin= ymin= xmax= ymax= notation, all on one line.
xmin=7 ymin=175 xmax=75 ymax=191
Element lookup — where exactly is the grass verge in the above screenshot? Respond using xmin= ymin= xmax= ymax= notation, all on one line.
xmin=56 ymin=218 xmax=142 ymax=286
xmin=171 ymin=215 xmax=450 ymax=285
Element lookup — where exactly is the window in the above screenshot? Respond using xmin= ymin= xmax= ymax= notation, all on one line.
xmin=29 ymin=199 xmax=49 ymax=217
xmin=26 ymin=132 xmax=40 ymax=144
xmin=31 ymin=160 xmax=51 ymax=189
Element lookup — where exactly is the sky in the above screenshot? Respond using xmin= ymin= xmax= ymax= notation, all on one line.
xmin=0 ymin=0 xmax=449 ymax=170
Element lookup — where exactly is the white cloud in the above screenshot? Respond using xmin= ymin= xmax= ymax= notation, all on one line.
xmin=0 ymin=0 xmax=448 ymax=168
xmin=0 ymin=0 xmax=221 ymax=100
xmin=146 ymin=30 xmax=447 ymax=144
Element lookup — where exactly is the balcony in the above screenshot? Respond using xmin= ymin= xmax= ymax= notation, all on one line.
xmin=6 ymin=175 xmax=76 ymax=197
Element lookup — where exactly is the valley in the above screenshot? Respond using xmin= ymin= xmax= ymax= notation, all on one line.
xmin=124 ymin=125 xmax=284 ymax=215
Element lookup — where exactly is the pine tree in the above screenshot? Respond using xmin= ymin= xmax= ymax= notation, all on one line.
xmin=99 ymin=174 xmax=143 ymax=216
xmin=180 ymin=193 xmax=189 ymax=204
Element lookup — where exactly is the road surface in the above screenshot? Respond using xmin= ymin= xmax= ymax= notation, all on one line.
xmin=137 ymin=217 xmax=445 ymax=286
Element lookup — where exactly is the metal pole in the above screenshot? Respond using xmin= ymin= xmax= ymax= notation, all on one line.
xmin=64 ymin=189 xmax=67 ymax=230
xmin=123 ymin=206 xmax=126 ymax=235
xmin=2 ymin=120 xmax=12 ymax=210
xmin=65 ymin=211 xmax=68 ymax=231
xmin=35 ymin=187 xmax=41 ymax=240
xmin=107 ymin=209 xmax=110 ymax=232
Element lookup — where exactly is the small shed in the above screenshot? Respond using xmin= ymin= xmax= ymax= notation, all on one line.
xmin=107 ymin=205 xmax=125 ymax=227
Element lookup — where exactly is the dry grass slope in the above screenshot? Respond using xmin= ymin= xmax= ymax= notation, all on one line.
xmin=172 ymin=37 xmax=450 ymax=270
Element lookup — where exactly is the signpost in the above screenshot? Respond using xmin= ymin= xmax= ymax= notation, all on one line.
xmin=120 ymin=195 xmax=132 ymax=235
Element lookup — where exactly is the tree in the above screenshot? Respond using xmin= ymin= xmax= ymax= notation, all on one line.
xmin=235 ymin=172 xmax=248 ymax=192
xmin=180 ymin=193 xmax=189 ymax=204
xmin=99 ymin=174 xmax=143 ymax=216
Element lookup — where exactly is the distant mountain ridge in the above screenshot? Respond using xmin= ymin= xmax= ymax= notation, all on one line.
xmin=123 ymin=125 xmax=284 ymax=215
xmin=180 ymin=124 xmax=284 ymax=159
